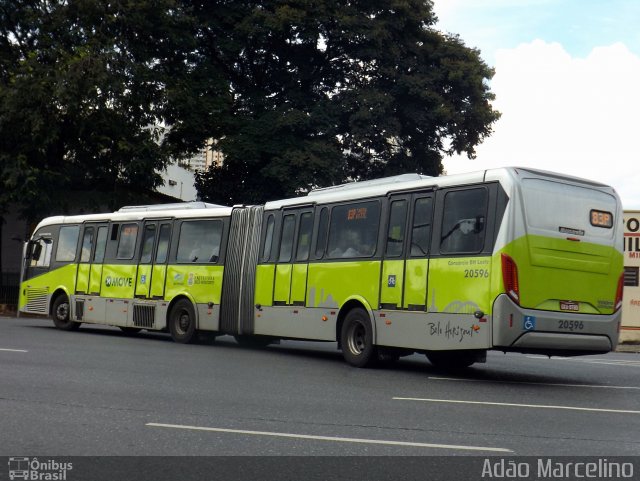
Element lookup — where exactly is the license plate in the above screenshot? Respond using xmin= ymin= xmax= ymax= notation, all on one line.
xmin=560 ymin=301 xmax=579 ymax=311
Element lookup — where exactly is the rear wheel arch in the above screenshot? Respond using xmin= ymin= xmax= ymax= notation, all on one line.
xmin=167 ymin=295 xmax=199 ymax=343
xmin=336 ymin=297 xmax=376 ymax=346
xmin=166 ymin=294 xmax=199 ymax=331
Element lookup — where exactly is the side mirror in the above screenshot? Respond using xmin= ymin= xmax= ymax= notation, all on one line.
xmin=32 ymin=242 xmax=43 ymax=261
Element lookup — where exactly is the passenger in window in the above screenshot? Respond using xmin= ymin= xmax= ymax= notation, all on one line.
xmin=330 ymin=230 xmax=361 ymax=258
xmin=189 ymin=247 xmax=200 ymax=262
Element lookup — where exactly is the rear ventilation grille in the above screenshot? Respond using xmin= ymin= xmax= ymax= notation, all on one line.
xmin=24 ymin=287 xmax=49 ymax=314
xmin=133 ymin=304 xmax=155 ymax=328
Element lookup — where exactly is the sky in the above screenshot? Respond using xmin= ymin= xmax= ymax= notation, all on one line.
xmin=433 ymin=0 xmax=640 ymax=208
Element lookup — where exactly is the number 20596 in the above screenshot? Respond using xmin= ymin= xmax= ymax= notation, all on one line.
xmin=558 ymin=320 xmax=584 ymax=331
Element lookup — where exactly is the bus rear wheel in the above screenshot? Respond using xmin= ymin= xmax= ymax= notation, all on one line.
xmin=51 ymin=295 xmax=80 ymax=331
xmin=340 ymin=307 xmax=377 ymax=368
xmin=169 ymin=299 xmax=197 ymax=344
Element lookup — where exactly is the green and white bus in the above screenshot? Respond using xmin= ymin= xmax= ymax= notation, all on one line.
xmin=19 ymin=167 xmax=624 ymax=368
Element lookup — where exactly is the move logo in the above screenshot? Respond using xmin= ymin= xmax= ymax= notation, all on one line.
xmin=104 ymin=276 xmax=133 ymax=288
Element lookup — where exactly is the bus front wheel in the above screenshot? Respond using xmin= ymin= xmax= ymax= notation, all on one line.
xmin=169 ymin=299 xmax=197 ymax=344
xmin=340 ymin=308 xmax=377 ymax=368
xmin=51 ymin=295 xmax=80 ymax=331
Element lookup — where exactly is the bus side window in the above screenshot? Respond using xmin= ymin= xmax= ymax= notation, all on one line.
xmin=261 ymin=214 xmax=275 ymax=262
xmin=94 ymin=227 xmax=108 ymax=263
xmin=140 ymin=225 xmax=156 ymax=264
xmin=155 ymin=224 xmax=171 ymax=264
xmin=295 ymin=212 xmax=313 ymax=262
xmin=327 ymin=201 xmax=380 ymax=258
xmin=176 ymin=220 xmax=222 ymax=263
xmin=55 ymin=225 xmax=80 ymax=262
xmin=30 ymin=238 xmax=52 ymax=268
xmin=386 ymin=200 xmax=407 ymax=257
xmin=80 ymin=227 xmax=94 ymax=263
xmin=440 ymin=188 xmax=488 ymax=254
xmin=315 ymin=207 xmax=329 ymax=258
xmin=278 ymin=215 xmax=296 ymax=263
xmin=411 ymin=197 xmax=433 ymax=256
xmin=117 ymin=223 xmax=139 ymax=260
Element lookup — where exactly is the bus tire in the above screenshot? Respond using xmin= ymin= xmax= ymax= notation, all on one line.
xmin=426 ymin=350 xmax=478 ymax=369
xmin=51 ymin=295 xmax=80 ymax=331
xmin=168 ymin=299 xmax=197 ymax=344
xmin=340 ymin=307 xmax=377 ymax=368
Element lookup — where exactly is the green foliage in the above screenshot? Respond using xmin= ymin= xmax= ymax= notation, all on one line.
xmin=191 ymin=0 xmax=500 ymax=205
xmin=0 ymin=0 xmax=193 ymax=219
xmin=0 ymin=0 xmax=500 ymax=214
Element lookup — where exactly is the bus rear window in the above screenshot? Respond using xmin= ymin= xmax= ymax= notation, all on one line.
xmin=522 ymin=179 xmax=617 ymax=239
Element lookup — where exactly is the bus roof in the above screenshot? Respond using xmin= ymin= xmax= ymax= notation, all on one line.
xmin=264 ymin=166 xmax=616 ymax=210
xmin=31 ymin=166 xmax=617 ymax=231
xmin=33 ymin=204 xmax=234 ymax=231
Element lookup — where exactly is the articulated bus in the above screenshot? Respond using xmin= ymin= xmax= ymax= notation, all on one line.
xmin=19 ymin=167 xmax=624 ymax=368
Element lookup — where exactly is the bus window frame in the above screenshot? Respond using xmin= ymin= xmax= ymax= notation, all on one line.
xmin=54 ymin=224 xmax=81 ymax=264
xmin=325 ymin=199 xmax=382 ymax=260
xmin=173 ymin=218 xmax=224 ymax=265
xmin=430 ymin=183 xmax=501 ymax=258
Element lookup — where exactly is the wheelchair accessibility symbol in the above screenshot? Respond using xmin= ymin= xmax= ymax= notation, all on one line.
xmin=523 ymin=316 xmax=536 ymax=331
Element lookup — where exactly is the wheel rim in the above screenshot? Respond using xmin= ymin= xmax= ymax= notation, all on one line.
xmin=175 ymin=310 xmax=191 ymax=335
xmin=346 ymin=321 xmax=366 ymax=355
xmin=55 ymin=302 xmax=69 ymax=321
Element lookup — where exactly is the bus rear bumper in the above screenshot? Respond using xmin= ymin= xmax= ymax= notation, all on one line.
xmin=492 ymin=294 xmax=620 ymax=355
xmin=509 ymin=332 xmax=612 ymax=355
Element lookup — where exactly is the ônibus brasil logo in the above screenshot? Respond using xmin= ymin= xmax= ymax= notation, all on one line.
xmin=104 ymin=276 xmax=133 ymax=288
xmin=8 ymin=457 xmax=73 ymax=480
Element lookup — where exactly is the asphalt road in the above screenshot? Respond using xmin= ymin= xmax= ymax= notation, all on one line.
xmin=1 ymin=315 xmax=639 ymax=464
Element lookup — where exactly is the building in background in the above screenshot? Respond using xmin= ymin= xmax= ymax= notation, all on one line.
xmin=157 ymin=163 xmax=198 ymax=201
xmin=182 ymin=138 xmax=225 ymax=172
xmin=622 ymin=210 xmax=640 ymax=343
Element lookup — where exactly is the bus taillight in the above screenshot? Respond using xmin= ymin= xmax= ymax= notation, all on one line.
xmin=501 ymin=253 xmax=520 ymax=304
xmin=615 ymin=272 xmax=624 ymax=311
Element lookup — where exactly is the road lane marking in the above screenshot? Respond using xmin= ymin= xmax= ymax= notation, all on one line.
xmin=0 ymin=348 xmax=28 ymax=352
xmin=394 ymin=397 xmax=640 ymax=414
xmin=146 ymin=422 xmax=512 ymax=453
xmin=429 ymin=376 xmax=640 ymax=390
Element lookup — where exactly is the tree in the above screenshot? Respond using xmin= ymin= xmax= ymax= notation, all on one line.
xmin=0 ymin=0 xmax=195 ymax=220
xmin=191 ymin=0 xmax=500 ymax=205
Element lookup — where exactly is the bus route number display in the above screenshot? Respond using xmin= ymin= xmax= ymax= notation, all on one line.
xmin=347 ymin=208 xmax=367 ymax=220
xmin=590 ymin=209 xmax=613 ymax=228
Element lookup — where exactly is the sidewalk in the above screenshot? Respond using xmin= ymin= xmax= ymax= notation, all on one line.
xmin=616 ymin=342 xmax=640 ymax=353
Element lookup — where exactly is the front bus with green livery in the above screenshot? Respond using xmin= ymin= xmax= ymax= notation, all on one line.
xmin=19 ymin=168 xmax=624 ymax=369
xmin=19 ymin=203 xmax=232 ymax=342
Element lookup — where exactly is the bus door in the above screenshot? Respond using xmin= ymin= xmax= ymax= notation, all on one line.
xmin=150 ymin=222 xmax=171 ymax=299
xmin=75 ymin=225 xmax=94 ymax=294
xmin=135 ymin=221 xmax=172 ymax=299
xmin=273 ymin=209 xmax=314 ymax=305
xmin=380 ymin=194 xmax=434 ymax=310
xmin=75 ymin=223 xmax=108 ymax=295
xmin=404 ymin=195 xmax=434 ymax=310
xmin=290 ymin=211 xmax=314 ymax=305
xmin=380 ymin=195 xmax=410 ymax=309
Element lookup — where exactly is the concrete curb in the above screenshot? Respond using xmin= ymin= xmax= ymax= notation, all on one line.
xmin=615 ymin=344 xmax=640 ymax=353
